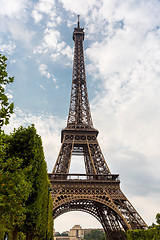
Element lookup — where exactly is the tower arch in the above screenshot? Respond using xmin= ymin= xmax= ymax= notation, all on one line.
xmin=52 ymin=193 xmax=130 ymax=229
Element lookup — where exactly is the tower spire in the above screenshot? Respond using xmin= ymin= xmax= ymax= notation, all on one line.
xmin=77 ymin=15 xmax=80 ymax=28
xmin=67 ymin=18 xmax=94 ymax=129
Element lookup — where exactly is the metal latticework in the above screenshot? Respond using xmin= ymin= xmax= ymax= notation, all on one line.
xmin=49 ymin=17 xmax=148 ymax=240
xmin=52 ymin=132 xmax=110 ymax=174
xmin=67 ymin=20 xmax=93 ymax=129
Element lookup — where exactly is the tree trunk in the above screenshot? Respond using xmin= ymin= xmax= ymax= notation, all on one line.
xmin=26 ymin=233 xmax=33 ymax=240
xmin=12 ymin=227 xmax=18 ymax=240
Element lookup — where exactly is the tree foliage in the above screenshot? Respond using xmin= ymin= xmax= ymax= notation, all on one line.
xmin=0 ymin=54 xmax=14 ymax=128
xmin=127 ymin=225 xmax=160 ymax=240
xmin=156 ymin=213 xmax=160 ymax=225
xmin=0 ymin=132 xmax=31 ymax=239
xmin=84 ymin=229 xmax=105 ymax=240
xmin=0 ymin=126 xmax=53 ymax=240
xmin=127 ymin=214 xmax=160 ymax=240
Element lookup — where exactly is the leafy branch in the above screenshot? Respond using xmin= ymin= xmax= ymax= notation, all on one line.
xmin=0 ymin=54 xmax=14 ymax=128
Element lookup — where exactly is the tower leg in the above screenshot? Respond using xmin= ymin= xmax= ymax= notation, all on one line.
xmin=95 ymin=202 xmax=127 ymax=240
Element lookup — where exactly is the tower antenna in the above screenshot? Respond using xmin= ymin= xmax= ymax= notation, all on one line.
xmin=78 ymin=15 xmax=80 ymax=28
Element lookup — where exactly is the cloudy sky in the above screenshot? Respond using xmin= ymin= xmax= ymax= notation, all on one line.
xmin=1 ymin=0 xmax=160 ymax=233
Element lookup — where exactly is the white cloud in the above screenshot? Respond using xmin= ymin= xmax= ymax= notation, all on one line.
xmin=0 ymin=0 xmax=34 ymax=47
xmin=32 ymin=0 xmax=56 ymax=22
xmin=0 ymin=0 xmax=28 ymax=19
xmin=39 ymin=64 xmax=51 ymax=78
xmin=59 ymin=0 xmax=102 ymax=15
xmin=31 ymin=0 xmax=72 ymax=63
xmin=39 ymin=63 xmax=58 ymax=88
xmin=61 ymin=45 xmax=73 ymax=61
xmin=43 ymin=28 xmax=72 ymax=59
xmin=0 ymin=41 xmax=16 ymax=55
xmin=32 ymin=10 xmax=42 ymax=23
xmin=6 ymin=90 xmax=13 ymax=99
xmin=44 ymin=29 xmax=61 ymax=49
xmin=36 ymin=0 xmax=55 ymax=15
xmin=51 ymin=52 xmax=60 ymax=60
xmin=86 ymin=28 xmax=160 ymax=78
xmin=6 ymin=21 xmax=34 ymax=44
xmin=34 ymin=28 xmax=73 ymax=64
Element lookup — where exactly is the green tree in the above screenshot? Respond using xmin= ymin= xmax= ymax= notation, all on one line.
xmin=5 ymin=125 xmax=53 ymax=240
xmin=0 ymin=133 xmax=31 ymax=240
xmin=0 ymin=54 xmax=14 ymax=128
xmin=84 ymin=229 xmax=105 ymax=240
xmin=127 ymin=214 xmax=160 ymax=240
xmin=156 ymin=213 xmax=160 ymax=225
xmin=61 ymin=232 xmax=69 ymax=236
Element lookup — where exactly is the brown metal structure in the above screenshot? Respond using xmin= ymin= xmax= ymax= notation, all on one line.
xmin=48 ymin=17 xmax=147 ymax=240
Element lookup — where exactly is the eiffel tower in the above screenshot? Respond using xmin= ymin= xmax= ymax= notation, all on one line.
xmin=48 ymin=16 xmax=147 ymax=240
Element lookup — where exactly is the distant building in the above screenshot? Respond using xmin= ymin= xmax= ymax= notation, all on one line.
xmin=70 ymin=225 xmax=84 ymax=239
xmin=54 ymin=225 xmax=103 ymax=240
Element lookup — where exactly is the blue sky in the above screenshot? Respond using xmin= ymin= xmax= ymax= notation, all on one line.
xmin=1 ymin=0 xmax=160 ymax=233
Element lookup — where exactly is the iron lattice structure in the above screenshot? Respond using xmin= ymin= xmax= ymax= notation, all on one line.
xmin=49 ymin=18 xmax=147 ymax=240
